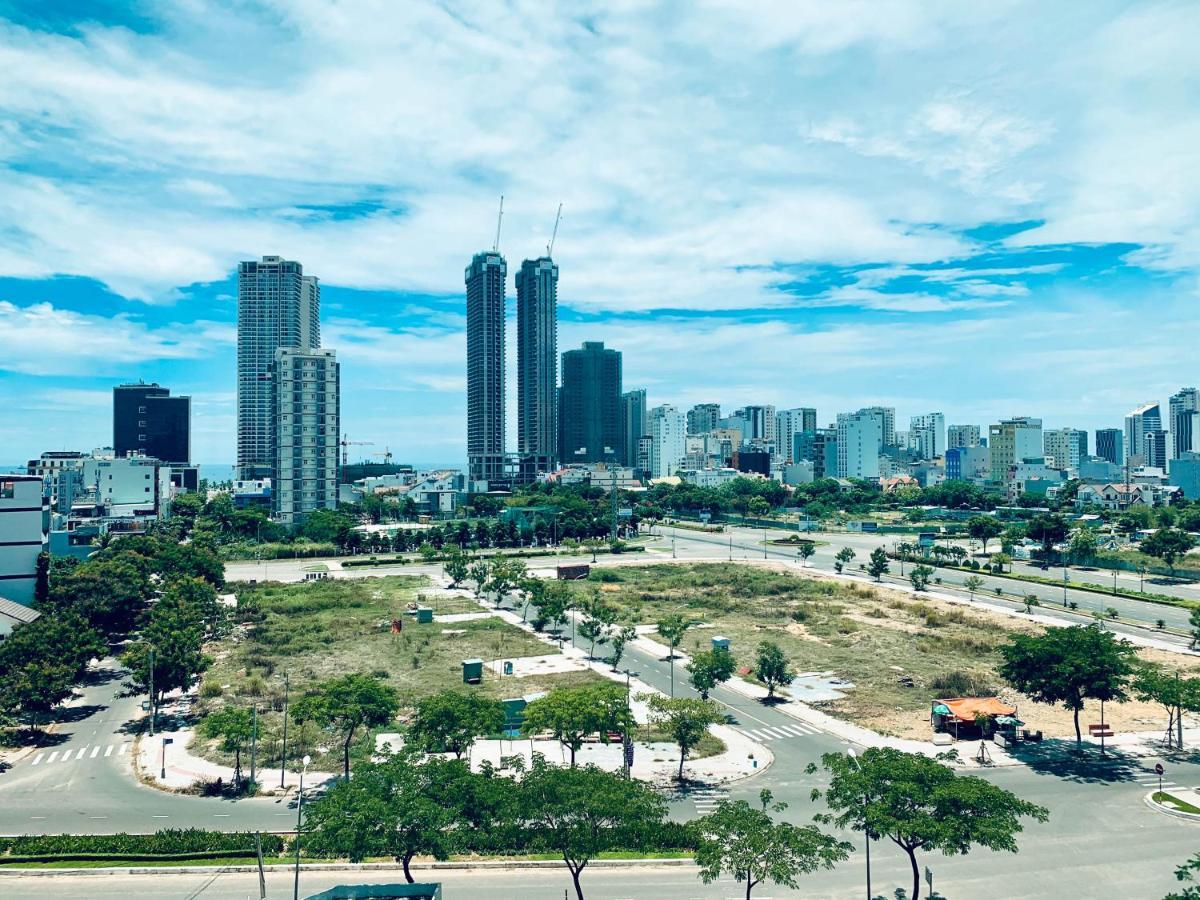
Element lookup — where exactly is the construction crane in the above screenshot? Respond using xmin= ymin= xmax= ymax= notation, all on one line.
xmin=492 ymin=195 xmax=504 ymax=252
xmin=546 ymin=202 xmax=563 ymax=258
xmin=371 ymin=448 xmax=395 ymax=465
xmin=340 ymin=434 xmax=374 ymax=468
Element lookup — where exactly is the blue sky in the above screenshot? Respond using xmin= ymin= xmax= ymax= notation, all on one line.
xmin=0 ymin=1 xmax=1197 ymax=465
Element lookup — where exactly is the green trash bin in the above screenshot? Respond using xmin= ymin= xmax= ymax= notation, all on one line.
xmin=416 ymin=607 xmax=433 ymax=624
xmin=462 ymin=658 xmax=483 ymax=685
xmin=712 ymin=636 xmax=730 ymax=652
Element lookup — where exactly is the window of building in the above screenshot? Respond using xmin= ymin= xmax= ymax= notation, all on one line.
xmin=0 ymin=480 xmax=15 ymax=499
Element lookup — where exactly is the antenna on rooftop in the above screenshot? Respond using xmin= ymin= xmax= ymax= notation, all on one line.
xmin=493 ymin=195 xmax=504 ymax=253
xmin=546 ymin=202 xmax=563 ymax=258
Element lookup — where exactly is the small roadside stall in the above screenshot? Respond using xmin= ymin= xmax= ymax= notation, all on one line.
xmin=931 ymin=697 xmax=1025 ymax=743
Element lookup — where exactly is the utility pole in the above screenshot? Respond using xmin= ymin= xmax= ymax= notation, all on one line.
xmin=147 ymin=646 xmax=156 ymax=737
xmin=250 ymin=704 xmax=258 ymax=789
xmin=280 ymin=672 xmax=290 ymax=789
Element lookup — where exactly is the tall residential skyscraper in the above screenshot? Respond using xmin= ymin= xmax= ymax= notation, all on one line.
xmin=1043 ymin=428 xmax=1088 ymax=471
xmin=648 ymin=404 xmax=687 ymax=478
xmin=776 ymin=408 xmax=817 ymax=462
xmin=237 ymin=256 xmax=320 ymax=480
xmin=516 ymin=257 xmax=558 ymax=481
xmin=988 ymin=417 xmax=1043 ymax=482
xmin=113 ymin=382 xmax=191 ymax=465
xmin=909 ymin=412 xmax=946 ymax=460
xmin=687 ymin=403 xmax=722 ymax=436
xmin=466 ymin=251 xmax=507 ymax=486
xmin=621 ymin=389 xmax=648 ymax=470
xmin=1096 ymin=428 xmax=1124 ymax=466
xmin=272 ymin=348 xmax=339 ymax=525
xmin=836 ymin=410 xmax=883 ymax=478
xmin=1170 ymin=388 xmax=1200 ymax=458
xmin=861 ymin=406 xmax=896 ymax=447
xmin=1125 ymin=402 xmax=1163 ymax=467
xmin=947 ymin=424 xmax=981 ymax=449
xmin=558 ymin=342 xmax=622 ymax=463
xmin=734 ymin=405 xmax=777 ymax=443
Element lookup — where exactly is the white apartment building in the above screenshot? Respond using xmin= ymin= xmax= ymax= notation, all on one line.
xmin=679 ymin=467 xmax=742 ymax=488
xmin=988 ymin=417 xmax=1043 ymax=483
xmin=273 ymin=348 xmax=340 ymax=525
xmin=775 ymin=408 xmax=817 ymax=462
xmin=836 ymin=410 xmax=884 ymax=479
xmin=0 ymin=475 xmax=46 ymax=606
xmin=1043 ymin=428 xmax=1088 ymax=471
xmin=648 ymin=405 xmax=687 ymax=478
xmin=909 ymin=412 xmax=945 ymax=460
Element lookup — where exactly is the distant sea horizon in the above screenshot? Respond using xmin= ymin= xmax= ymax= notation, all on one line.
xmin=2 ymin=462 xmax=468 ymax=479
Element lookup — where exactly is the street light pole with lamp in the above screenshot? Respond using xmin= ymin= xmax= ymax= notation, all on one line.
xmin=293 ymin=754 xmax=311 ymax=900
xmin=846 ymin=748 xmax=872 ymax=900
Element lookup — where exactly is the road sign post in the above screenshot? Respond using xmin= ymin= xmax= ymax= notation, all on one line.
xmin=1157 ymin=762 xmax=1165 ymax=794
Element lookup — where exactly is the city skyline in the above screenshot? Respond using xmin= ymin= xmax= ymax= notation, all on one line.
xmin=1 ymin=3 xmax=1198 ymax=462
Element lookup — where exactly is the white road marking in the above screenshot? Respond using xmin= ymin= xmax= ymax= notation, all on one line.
xmin=31 ymin=753 xmax=44 ymax=766
xmin=46 ymin=751 xmax=58 ymax=763
xmin=151 ymin=815 xmax=169 ymax=818
xmin=90 ymin=746 xmax=100 ymax=758
xmin=75 ymin=747 xmax=89 ymax=760
xmin=104 ymin=745 xmax=114 ymax=757
xmin=118 ymin=743 xmax=128 ymax=755
xmin=213 ymin=814 xmax=231 ymax=818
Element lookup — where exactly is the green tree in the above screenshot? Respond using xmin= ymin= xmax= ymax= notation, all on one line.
xmin=687 ymin=648 xmax=737 ymax=700
xmin=990 ymin=551 xmax=1013 ymax=573
xmin=833 ymin=546 xmax=855 ymax=573
xmin=1132 ymin=666 xmax=1200 ymax=751
xmin=0 ymin=613 xmax=104 ymax=731
xmin=998 ymin=625 xmax=1137 ymax=749
xmin=523 ymin=682 xmax=633 ymax=767
xmin=406 ymin=690 xmax=505 ymax=759
xmin=607 ymin=623 xmax=636 ymax=672
xmin=578 ymin=593 xmax=618 ymax=659
xmin=909 ymin=564 xmax=934 ymax=592
xmin=797 ymin=541 xmax=816 ymax=566
xmin=966 ymin=516 xmax=1004 ymax=556
xmin=200 ymin=707 xmax=255 ymax=786
xmin=1190 ymin=607 xmax=1200 ymax=651
xmin=1165 ymin=852 xmax=1200 ymax=899
xmin=646 ymin=694 xmax=723 ymax=780
xmin=443 ymin=547 xmax=470 ymax=588
xmin=292 ymin=674 xmax=400 ymax=779
xmin=1141 ymin=527 xmax=1197 ymax=575
xmin=811 ymin=747 xmax=1048 ymax=900
xmin=306 ymin=752 xmax=485 ymax=881
xmin=519 ymin=756 xmax=667 ymax=900
xmin=123 ymin=583 xmax=212 ymax=716
xmin=299 ymin=508 xmax=356 ymax=545
xmin=754 ymin=641 xmax=795 ymax=701
xmin=1067 ymin=528 xmax=1099 ymax=564
xmin=1026 ymin=514 xmax=1069 ymax=565
xmin=867 ymin=547 xmax=890 ymax=582
xmin=963 ymin=575 xmax=985 ymax=601
xmin=657 ymin=612 xmax=693 ymax=689
xmin=696 ymin=789 xmax=851 ymax=900
xmin=533 ymin=580 xmax=572 ymax=635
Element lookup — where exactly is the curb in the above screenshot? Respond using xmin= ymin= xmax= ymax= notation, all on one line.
xmin=0 ymin=857 xmax=698 ymax=877
xmin=1144 ymin=790 xmax=1200 ymax=822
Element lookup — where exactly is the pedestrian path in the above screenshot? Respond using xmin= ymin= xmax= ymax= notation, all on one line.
xmin=689 ymin=786 xmax=728 ymax=814
xmin=732 ymin=721 xmax=821 ymax=742
xmin=26 ymin=743 xmax=129 ymax=767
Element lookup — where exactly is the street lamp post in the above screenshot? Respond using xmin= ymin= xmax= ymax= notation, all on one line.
xmin=280 ymin=671 xmax=290 ymax=789
xmin=293 ymin=754 xmax=311 ymax=900
xmin=249 ymin=704 xmax=258 ymax=790
xmin=147 ymin=646 xmax=156 ymax=737
xmin=1063 ymin=565 xmax=1069 ymax=607
xmin=847 ymin=748 xmax=872 ymax=900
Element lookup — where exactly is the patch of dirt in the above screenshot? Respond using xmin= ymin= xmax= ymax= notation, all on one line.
xmin=784 ymin=622 xmax=828 ymax=644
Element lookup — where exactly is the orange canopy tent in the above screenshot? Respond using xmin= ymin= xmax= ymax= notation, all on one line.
xmin=934 ymin=697 xmax=1016 ymax=724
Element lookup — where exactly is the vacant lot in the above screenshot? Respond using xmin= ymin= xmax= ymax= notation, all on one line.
xmin=195 ymin=576 xmax=600 ymax=773
xmin=571 ymin=562 xmax=1200 ymax=740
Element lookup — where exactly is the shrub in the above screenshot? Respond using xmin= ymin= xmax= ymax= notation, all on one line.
xmin=199 ymin=680 xmax=224 ymax=699
xmin=929 ymin=671 xmax=994 ymax=697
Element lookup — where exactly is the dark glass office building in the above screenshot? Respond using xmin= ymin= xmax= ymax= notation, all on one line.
xmin=516 ymin=257 xmax=558 ymax=482
xmin=113 ymin=383 xmax=191 ymax=465
xmin=559 ymin=342 xmax=622 ymax=464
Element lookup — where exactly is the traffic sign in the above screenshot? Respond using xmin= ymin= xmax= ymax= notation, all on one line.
xmin=1156 ymin=763 xmax=1165 ymax=775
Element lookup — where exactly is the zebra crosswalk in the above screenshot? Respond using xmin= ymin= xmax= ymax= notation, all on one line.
xmin=733 ymin=721 xmax=821 ymax=742
xmin=690 ymin=787 xmax=728 ymax=814
xmin=1133 ymin=771 xmax=1177 ymax=790
xmin=27 ymin=743 xmax=129 ymax=767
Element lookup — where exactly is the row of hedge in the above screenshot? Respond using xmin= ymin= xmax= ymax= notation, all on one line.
xmin=340 ymin=544 xmax=646 ymax=569
xmin=0 ymin=829 xmax=284 ymax=858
